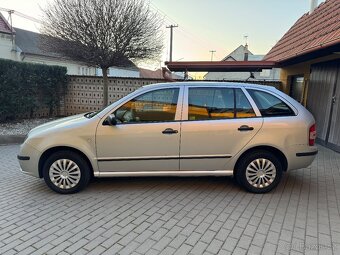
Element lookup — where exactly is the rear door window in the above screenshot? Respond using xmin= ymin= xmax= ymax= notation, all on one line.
xmin=188 ymin=87 xmax=256 ymax=120
xmin=247 ymin=89 xmax=295 ymax=117
xmin=235 ymin=89 xmax=256 ymax=118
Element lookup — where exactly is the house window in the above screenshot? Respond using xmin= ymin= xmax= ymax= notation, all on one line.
xmin=80 ymin=66 xmax=90 ymax=75
xmin=289 ymin=76 xmax=304 ymax=103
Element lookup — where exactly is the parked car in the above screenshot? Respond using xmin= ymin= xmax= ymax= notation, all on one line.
xmin=18 ymin=82 xmax=318 ymax=194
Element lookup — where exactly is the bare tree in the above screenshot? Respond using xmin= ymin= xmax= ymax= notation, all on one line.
xmin=41 ymin=0 xmax=163 ymax=106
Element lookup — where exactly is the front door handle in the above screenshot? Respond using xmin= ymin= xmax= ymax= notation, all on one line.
xmin=162 ymin=128 xmax=178 ymax=134
xmin=238 ymin=125 xmax=254 ymax=131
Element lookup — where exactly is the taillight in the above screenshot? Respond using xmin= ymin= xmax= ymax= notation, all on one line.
xmin=309 ymin=124 xmax=316 ymax=146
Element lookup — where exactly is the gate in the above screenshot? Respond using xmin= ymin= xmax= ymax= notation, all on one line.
xmin=307 ymin=60 xmax=340 ymax=152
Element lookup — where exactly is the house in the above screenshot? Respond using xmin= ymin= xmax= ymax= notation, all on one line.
xmin=0 ymin=13 xmax=139 ymax=77
xmin=0 ymin=12 xmax=16 ymax=60
xmin=264 ymin=0 xmax=340 ymax=151
xmin=204 ymin=45 xmax=280 ymax=81
xmin=139 ymin=68 xmax=184 ymax=80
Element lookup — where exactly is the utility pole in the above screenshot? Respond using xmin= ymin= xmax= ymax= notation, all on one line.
xmin=166 ymin=25 xmax=178 ymax=62
xmin=8 ymin=10 xmax=14 ymax=46
xmin=209 ymin=50 xmax=216 ymax=61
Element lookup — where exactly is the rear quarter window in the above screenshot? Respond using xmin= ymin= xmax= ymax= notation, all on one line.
xmin=247 ymin=89 xmax=295 ymax=117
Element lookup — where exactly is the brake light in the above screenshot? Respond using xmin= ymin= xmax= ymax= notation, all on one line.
xmin=309 ymin=124 xmax=316 ymax=146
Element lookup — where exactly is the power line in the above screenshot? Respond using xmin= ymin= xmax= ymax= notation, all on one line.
xmin=0 ymin=7 xmax=41 ymax=23
xmin=150 ymin=3 xmax=222 ymax=60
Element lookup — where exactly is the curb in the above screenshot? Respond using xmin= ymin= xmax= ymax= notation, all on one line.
xmin=0 ymin=135 xmax=26 ymax=145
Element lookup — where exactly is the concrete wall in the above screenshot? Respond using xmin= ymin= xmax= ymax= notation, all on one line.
xmin=63 ymin=76 xmax=165 ymax=116
xmin=97 ymin=67 xmax=140 ymax=78
xmin=16 ymin=76 xmax=282 ymax=118
xmin=63 ymin=76 xmax=282 ymax=116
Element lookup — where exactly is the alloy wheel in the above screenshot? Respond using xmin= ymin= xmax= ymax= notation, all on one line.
xmin=49 ymin=159 xmax=81 ymax=190
xmin=245 ymin=158 xmax=276 ymax=188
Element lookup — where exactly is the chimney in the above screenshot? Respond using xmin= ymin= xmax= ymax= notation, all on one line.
xmin=309 ymin=0 xmax=318 ymax=14
xmin=244 ymin=43 xmax=249 ymax=61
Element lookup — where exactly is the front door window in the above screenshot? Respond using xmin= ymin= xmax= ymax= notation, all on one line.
xmin=114 ymin=88 xmax=179 ymax=123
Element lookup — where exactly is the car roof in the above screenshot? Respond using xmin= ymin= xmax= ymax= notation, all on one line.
xmin=142 ymin=81 xmax=277 ymax=91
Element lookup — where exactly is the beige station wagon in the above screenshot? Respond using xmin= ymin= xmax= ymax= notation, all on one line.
xmin=18 ymin=82 xmax=318 ymax=194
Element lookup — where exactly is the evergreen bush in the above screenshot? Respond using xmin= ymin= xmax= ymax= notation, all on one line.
xmin=0 ymin=59 xmax=67 ymax=122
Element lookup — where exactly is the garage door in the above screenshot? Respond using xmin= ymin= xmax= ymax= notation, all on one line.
xmin=307 ymin=60 xmax=340 ymax=152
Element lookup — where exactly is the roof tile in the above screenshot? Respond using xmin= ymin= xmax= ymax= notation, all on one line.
xmin=264 ymin=0 xmax=340 ymax=62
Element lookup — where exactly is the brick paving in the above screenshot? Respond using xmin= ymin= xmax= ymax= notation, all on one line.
xmin=0 ymin=144 xmax=340 ymax=255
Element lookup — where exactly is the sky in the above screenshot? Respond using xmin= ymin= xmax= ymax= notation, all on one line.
xmin=0 ymin=0 xmax=323 ymax=71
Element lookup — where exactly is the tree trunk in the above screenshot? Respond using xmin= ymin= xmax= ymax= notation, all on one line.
xmin=102 ymin=67 xmax=109 ymax=107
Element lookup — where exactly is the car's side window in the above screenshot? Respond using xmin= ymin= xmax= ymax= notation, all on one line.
xmin=114 ymin=88 xmax=179 ymax=123
xmin=247 ymin=89 xmax=295 ymax=117
xmin=188 ymin=88 xmax=234 ymax=120
xmin=235 ymin=89 xmax=256 ymax=118
xmin=188 ymin=87 xmax=256 ymax=120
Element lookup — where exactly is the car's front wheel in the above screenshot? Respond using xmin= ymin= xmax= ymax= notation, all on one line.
xmin=42 ymin=151 xmax=91 ymax=194
xmin=235 ymin=150 xmax=283 ymax=193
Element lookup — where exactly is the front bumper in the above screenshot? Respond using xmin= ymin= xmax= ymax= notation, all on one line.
xmin=18 ymin=142 xmax=41 ymax=178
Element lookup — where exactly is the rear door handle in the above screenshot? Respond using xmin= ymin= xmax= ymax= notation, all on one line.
xmin=238 ymin=125 xmax=254 ymax=131
xmin=162 ymin=128 xmax=178 ymax=134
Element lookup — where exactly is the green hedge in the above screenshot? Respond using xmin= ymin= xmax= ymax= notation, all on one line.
xmin=0 ymin=59 xmax=67 ymax=122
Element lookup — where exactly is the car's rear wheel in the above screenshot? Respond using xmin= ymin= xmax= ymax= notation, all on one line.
xmin=42 ymin=151 xmax=91 ymax=194
xmin=235 ymin=150 xmax=283 ymax=193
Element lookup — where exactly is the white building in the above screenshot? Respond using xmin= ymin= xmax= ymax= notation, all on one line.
xmin=0 ymin=13 xmax=140 ymax=77
xmin=204 ymin=45 xmax=280 ymax=81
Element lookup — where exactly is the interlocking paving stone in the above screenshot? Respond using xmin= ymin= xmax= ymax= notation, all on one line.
xmin=0 ymin=144 xmax=340 ymax=254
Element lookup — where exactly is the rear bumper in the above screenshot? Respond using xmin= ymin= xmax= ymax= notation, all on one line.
xmin=287 ymin=145 xmax=318 ymax=171
xmin=296 ymin=151 xmax=318 ymax=157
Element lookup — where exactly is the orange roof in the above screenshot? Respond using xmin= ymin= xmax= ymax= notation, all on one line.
xmin=264 ymin=0 xmax=340 ymax=62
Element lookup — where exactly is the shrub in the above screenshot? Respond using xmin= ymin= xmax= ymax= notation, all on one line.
xmin=0 ymin=59 xmax=67 ymax=122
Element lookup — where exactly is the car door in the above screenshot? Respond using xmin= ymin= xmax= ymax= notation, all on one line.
xmin=96 ymin=86 xmax=183 ymax=172
xmin=180 ymin=86 xmax=263 ymax=171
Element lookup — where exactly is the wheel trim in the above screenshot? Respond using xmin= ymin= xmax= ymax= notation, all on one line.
xmin=245 ymin=158 xmax=276 ymax=188
xmin=49 ymin=159 xmax=81 ymax=190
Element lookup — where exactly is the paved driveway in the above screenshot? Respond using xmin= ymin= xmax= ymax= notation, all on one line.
xmin=0 ymin=145 xmax=340 ymax=255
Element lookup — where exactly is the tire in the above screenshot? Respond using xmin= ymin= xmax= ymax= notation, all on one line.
xmin=42 ymin=150 xmax=91 ymax=194
xmin=235 ymin=150 xmax=283 ymax=193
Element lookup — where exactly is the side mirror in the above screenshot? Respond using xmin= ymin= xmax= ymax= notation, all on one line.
xmin=105 ymin=114 xmax=118 ymax=126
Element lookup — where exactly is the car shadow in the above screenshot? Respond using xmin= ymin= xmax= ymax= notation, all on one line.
xmin=86 ymin=175 xmax=240 ymax=193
